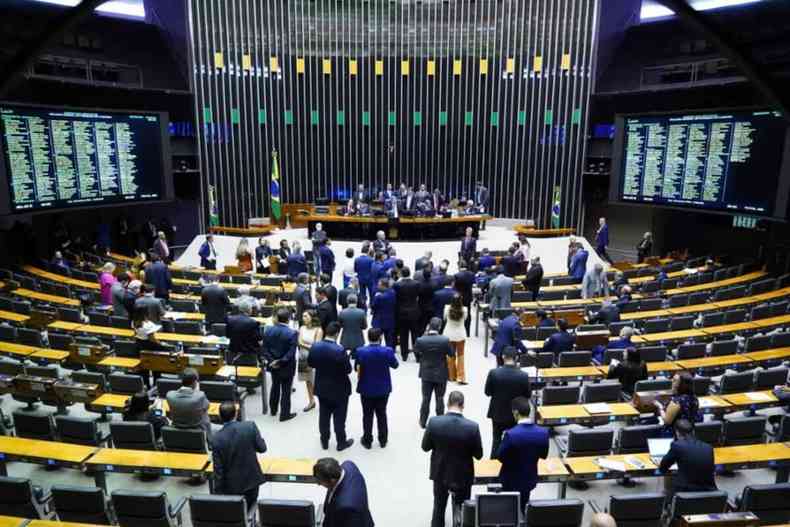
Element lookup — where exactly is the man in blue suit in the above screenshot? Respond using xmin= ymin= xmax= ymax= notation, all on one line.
xmin=353 ymin=327 xmax=399 ymax=449
xmin=432 ymin=281 xmax=456 ymax=322
xmin=308 ymin=322 xmax=354 ymax=451
xmin=286 ymin=245 xmax=308 ymax=278
xmin=313 ymin=457 xmax=374 ymax=527
xmin=494 ymin=396 xmax=549 ymax=508
xmin=478 ymin=248 xmax=496 ymax=272
xmin=371 ymin=278 xmax=397 ymax=350
xmin=144 ymin=253 xmax=172 ymax=301
xmin=595 ymin=216 xmax=612 ymax=264
xmin=198 ymin=234 xmax=218 ymax=270
xmin=489 ymin=313 xmax=527 ymax=366
xmin=319 ymin=241 xmax=336 ymax=278
xmin=354 ymin=243 xmax=375 ymax=304
xmin=371 ymin=252 xmax=387 ymax=286
xmin=261 ymin=308 xmax=298 ymax=422
xmin=542 ymin=318 xmax=576 ymax=356
xmin=568 ymin=242 xmax=588 ymax=283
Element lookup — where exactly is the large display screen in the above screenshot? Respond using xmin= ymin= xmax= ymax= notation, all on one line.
xmin=610 ymin=109 xmax=790 ymax=217
xmin=0 ymin=103 xmax=172 ymax=213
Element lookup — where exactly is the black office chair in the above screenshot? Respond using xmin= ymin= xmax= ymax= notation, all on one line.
xmin=174 ymin=320 xmax=204 ymax=335
xmin=750 ymin=304 xmax=772 ymax=321
xmin=257 ymin=499 xmax=315 ymax=527
xmin=51 ymin=485 xmax=113 ymax=525
xmin=12 ymin=300 xmax=32 ymax=315
xmin=773 ymin=332 xmax=790 ymax=348
xmin=748 ymin=279 xmax=775 ymax=295
xmin=109 ymin=421 xmax=158 ymax=451
xmin=710 ymin=339 xmax=739 ymax=356
xmin=669 ymin=315 xmax=695 ymax=331
xmin=583 ymin=382 xmax=622 ymax=403
xmin=111 ymin=490 xmax=186 ymax=527
xmin=156 ymin=378 xmax=183 ymax=398
xmin=161 ymin=426 xmax=208 ymax=454
xmin=718 ymin=372 xmax=755 ymax=394
xmin=724 ymin=308 xmax=748 ymax=324
xmin=55 ymin=415 xmax=107 ymax=446
xmin=531 ymin=352 xmax=554 ymax=369
xmin=608 ymin=321 xmax=633 ymax=337
xmin=701 ymin=312 xmax=725 ymax=327
xmin=523 ymin=499 xmax=584 ymax=527
xmin=688 ymin=291 xmax=709 ymax=305
xmin=643 ymin=318 xmax=670 ymax=334
xmin=639 ymin=298 xmax=663 ymax=311
xmin=0 ymin=357 xmax=24 ymax=376
xmin=615 ymin=425 xmax=663 ymax=455
xmin=536 ymin=326 xmax=556 ymax=340
xmin=114 ymin=340 xmax=139 ymax=358
xmin=12 ymin=411 xmax=56 ymax=441
xmin=675 ymin=343 xmax=706 ymax=360
xmin=541 ymin=386 xmax=580 ymax=406
xmin=47 ymin=332 xmax=73 ymax=351
xmin=693 ymin=376 xmax=712 ymax=396
xmin=0 ymin=476 xmax=52 ymax=519
xmin=640 ymin=281 xmax=660 ymax=295
xmin=109 ymin=372 xmax=146 ymax=395
xmin=736 ymin=483 xmax=790 ymax=525
xmin=669 ymin=294 xmax=689 ymax=308
xmin=745 ymin=335 xmax=772 ymax=353
xmin=26 ymin=365 xmax=59 ymax=379
xmin=726 ymin=414 xmax=768 ymax=443
xmin=87 ymin=311 xmax=111 ymax=327
xmin=600 ymin=349 xmax=624 ymax=365
xmin=638 ymin=346 xmax=667 ymax=363
xmin=668 ymin=491 xmax=728 ymax=524
xmin=557 ymin=351 xmax=591 ymax=368
xmin=17 ymin=327 xmax=45 ymax=347
xmin=71 ymin=370 xmax=107 ymax=390
xmin=756 ymin=368 xmax=788 ymax=390
xmin=634 ymin=379 xmax=672 ymax=392
xmin=694 ymin=420 xmax=723 ymax=446
xmin=576 ymin=324 xmax=607 ymax=333
xmin=209 ymin=323 xmax=227 ymax=337
xmin=169 ymin=300 xmax=198 ymax=313
xmin=111 ymin=316 xmax=132 ymax=329
xmin=0 ymin=324 xmax=17 ymax=342
xmin=770 ymin=300 xmax=789 ymax=316
xmin=608 ymin=493 xmax=665 ymax=527
xmin=189 ymin=494 xmax=252 ymax=527
xmin=561 ymin=429 xmax=614 ymax=457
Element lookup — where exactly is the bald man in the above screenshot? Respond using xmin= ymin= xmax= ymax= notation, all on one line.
xmin=589 ymin=513 xmax=617 ymax=527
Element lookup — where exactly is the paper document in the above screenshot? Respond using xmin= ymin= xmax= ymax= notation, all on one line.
xmin=584 ymin=403 xmax=612 ymax=414
xmin=523 ymin=366 xmax=538 ymax=378
xmin=698 ymin=398 xmax=718 ymax=408
xmin=596 ymin=458 xmax=626 ymax=472
xmin=746 ymin=392 xmax=772 ymax=402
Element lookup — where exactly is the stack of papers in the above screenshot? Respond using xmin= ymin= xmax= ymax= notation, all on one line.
xmin=698 ymin=398 xmax=718 ymax=408
xmin=746 ymin=392 xmax=773 ymax=402
xmin=584 ymin=403 xmax=612 ymax=414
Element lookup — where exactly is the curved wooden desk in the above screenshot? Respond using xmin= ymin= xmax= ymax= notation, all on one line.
xmin=306 ymin=214 xmax=489 ymax=240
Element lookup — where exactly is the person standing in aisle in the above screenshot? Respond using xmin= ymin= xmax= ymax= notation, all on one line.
xmin=443 ymin=294 xmax=468 ymax=385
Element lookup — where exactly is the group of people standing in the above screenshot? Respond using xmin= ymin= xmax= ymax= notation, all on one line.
xmin=342 ymin=181 xmax=489 ymax=218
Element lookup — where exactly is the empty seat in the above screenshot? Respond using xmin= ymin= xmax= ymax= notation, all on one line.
xmin=156 ymin=378 xmax=183 ymax=398
xmin=56 ymin=415 xmax=105 ymax=446
xmin=109 ymin=372 xmax=146 ymax=395
xmin=643 ymin=318 xmax=670 ymax=333
xmin=751 ymin=304 xmax=772 ymax=321
xmin=719 ymin=372 xmax=755 ymax=394
xmin=209 ymin=323 xmax=227 ymax=337
xmin=541 ymin=386 xmax=580 ymax=406
xmin=200 ymin=380 xmax=239 ymax=402
xmin=174 ymin=320 xmax=203 ymax=335
xmin=745 ymin=335 xmax=773 ymax=353
xmin=737 ymin=483 xmax=790 ymax=524
xmin=771 ymin=301 xmax=789 ymax=316
xmin=110 ymin=421 xmax=157 ymax=451
xmin=47 ymin=332 xmax=73 ymax=351
xmin=694 ymin=421 xmax=722 ymax=446
xmin=523 ymin=499 xmax=584 ymax=527
xmin=17 ymin=327 xmax=44 ymax=347
xmin=634 ymin=378 xmax=672 ymax=392
xmin=583 ymin=383 xmax=622 ymax=403
xmin=724 ymin=309 xmax=747 ymax=324
xmin=111 ymin=490 xmax=186 ymax=527
xmin=668 ymin=491 xmax=728 ymax=524
xmin=71 ymin=370 xmax=106 ymax=390
xmin=0 ymin=325 xmax=17 ymax=342
xmin=609 ymin=493 xmax=665 ymax=527
xmin=257 ymin=499 xmax=315 ymax=527
xmin=0 ymin=357 xmax=24 ymax=376
xmin=660 ymin=278 xmax=679 ymax=290
xmin=701 ymin=312 xmax=725 ymax=327
xmin=190 ymin=494 xmax=251 ymax=527
xmin=638 ymin=346 xmax=667 ymax=363
xmin=748 ymin=279 xmax=775 ymax=296
xmin=693 ymin=376 xmax=712 ymax=396
xmin=616 ymin=425 xmax=663 ymax=455
xmin=772 ymin=332 xmax=790 ymax=348
xmin=676 ymin=343 xmax=706 ymax=360
xmin=558 ymin=351 xmax=591 ymax=368
xmin=0 ymin=476 xmax=50 ymax=518
xmin=564 ymin=429 xmax=613 ymax=457
xmin=723 ymin=416 xmax=767 ymax=446
xmin=51 ymin=485 xmax=112 ymax=525
xmin=114 ymin=339 xmax=139 ymax=358
xmin=87 ymin=311 xmax=111 ymax=327
xmin=111 ymin=316 xmax=132 ymax=329
xmin=161 ymin=427 xmax=207 ymax=454
xmin=169 ymin=300 xmax=197 ymax=313
xmin=669 ymin=316 xmax=695 ymax=331
xmin=639 ymin=298 xmax=663 ymax=311
xmin=756 ymin=368 xmax=789 ymax=390
xmin=13 ymin=411 xmax=56 ymax=441
xmin=12 ymin=300 xmax=32 ymax=315
xmin=641 ymin=281 xmax=660 ymax=295
xmin=26 ymin=365 xmax=59 ymax=379
xmin=669 ymin=294 xmax=689 ymax=308
xmin=532 ymin=352 xmax=555 ymax=369
xmin=709 ymin=339 xmax=738 ymax=356
xmin=601 ymin=349 xmax=624 ymax=365
xmin=728 ymin=285 xmax=748 ymax=299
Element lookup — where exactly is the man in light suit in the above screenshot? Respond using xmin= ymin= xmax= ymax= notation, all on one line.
xmin=292 ymin=273 xmax=313 ymax=323
xmin=198 ymin=234 xmax=218 ymax=270
xmin=416 ymin=318 xmax=455 ymax=428
xmin=133 ymin=284 xmax=165 ymax=323
xmin=494 ymin=396 xmax=549 ymax=508
xmin=485 ymin=347 xmax=532 ymax=457
xmin=314 ymin=458 xmax=374 ymax=527
xmin=261 ymin=308 xmax=297 ymax=421
xmin=372 ymin=230 xmax=390 ymax=254
xmin=582 ymin=263 xmax=609 ymax=299
xmin=339 ymin=294 xmax=367 ymax=354
xmin=212 ymin=402 xmax=268 ymax=510
xmin=226 ymin=299 xmax=261 ymax=367
xmin=421 ymin=391 xmax=483 ymax=527
xmin=488 ymin=266 xmax=513 ymax=312
xmin=166 ymin=368 xmax=212 ymax=442
xmin=353 ymin=327 xmax=399 ymax=449
xmin=200 ymin=274 xmax=230 ymax=326
xmin=308 ymin=322 xmax=354 ymax=451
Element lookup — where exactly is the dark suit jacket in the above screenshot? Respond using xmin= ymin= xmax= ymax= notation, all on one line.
xmin=460 ymin=237 xmax=477 ymax=262
xmin=454 ymin=270 xmax=475 ymax=305
xmin=659 ymin=437 xmax=717 ymax=493
xmin=502 ymin=255 xmax=521 ymax=278
xmin=339 ymin=287 xmax=366 ymax=311
xmin=226 ymin=314 xmax=261 ymax=363
xmin=293 ymin=284 xmax=313 ymax=321
xmin=317 ymin=300 xmax=338 ymax=332
xmin=432 ymin=287 xmax=456 ymax=317
xmin=569 ymin=250 xmax=589 ymax=280
xmin=287 ymin=253 xmax=307 ymax=278
xmin=523 ymin=264 xmax=544 ymax=290
xmin=418 ymin=278 xmax=436 ymax=316
xmin=394 ymin=278 xmax=421 ymax=319
xmin=479 ymin=255 xmax=496 ymax=271
xmin=323 ymin=460 xmax=375 ymax=527
xmin=542 ymin=330 xmax=576 ymax=354
xmin=484 ymin=365 xmax=532 ymax=423
xmin=319 ymin=245 xmax=336 ymax=274
xmin=491 ymin=315 xmax=527 ymax=356
xmin=495 ymin=423 xmax=549 ymax=496
xmin=308 ymin=339 xmax=352 ymax=403
xmin=354 ymin=255 xmax=374 ymax=286
xmin=371 ymin=288 xmax=396 ymax=331
xmin=421 ymin=412 xmax=483 ymax=489
xmin=198 ymin=241 xmax=217 ymax=268
xmin=415 ymin=256 xmax=431 ymax=272
xmin=416 ymin=333 xmax=454 ymax=383
xmin=144 ymin=261 xmax=172 ymax=298
xmin=212 ymin=420 xmax=267 ymax=494
xmin=261 ymin=323 xmax=297 ymax=378
xmin=325 ymin=285 xmax=339 ymax=307
xmin=353 ymin=344 xmax=398 ymax=397
xmin=592 ymin=305 xmax=621 ymax=325
xmin=201 ymin=284 xmax=230 ymax=325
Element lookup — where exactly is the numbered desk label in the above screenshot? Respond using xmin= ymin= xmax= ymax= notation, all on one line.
xmin=106 ymin=465 xmax=114 ymax=471
xmin=163 ymin=468 xmax=172 ymax=475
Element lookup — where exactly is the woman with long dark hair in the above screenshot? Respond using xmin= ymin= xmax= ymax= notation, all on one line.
xmin=655 ymin=371 xmax=702 ymax=432
xmin=443 ymin=294 xmax=468 ymax=384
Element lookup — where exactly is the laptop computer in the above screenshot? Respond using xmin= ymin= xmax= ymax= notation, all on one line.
xmin=647 ymin=438 xmax=673 ymax=466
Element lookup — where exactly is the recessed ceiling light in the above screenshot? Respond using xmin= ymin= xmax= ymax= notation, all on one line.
xmin=27 ymin=0 xmax=145 ymax=19
xmin=641 ymin=0 xmax=762 ymax=21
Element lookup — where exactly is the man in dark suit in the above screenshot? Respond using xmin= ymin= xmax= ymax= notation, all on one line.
xmin=308 ymin=322 xmax=354 ymax=451
xmin=484 ymin=346 xmax=532 ymax=457
xmin=542 ymin=318 xmax=576 ymax=356
xmin=659 ymin=419 xmax=717 ymax=497
xmin=144 ymin=253 xmax=172 ymax=301
xmin=316 ymin=287 xmax=338 ymax=332
xmin=353 ymin=327 xmax=399 ymax=449
xmin=474 ymin=181 xmax=489 ymax=211
xmin=133 ymin=284 xmax=165 ymax=323
xmin=314 ymin=458 xmax=374 ymax=527
xmin=354 ymin=183 xmax=369 ymax=205
xmin=212 ymin=402 xmax=268 ymax=510
xmin=417 ymin=267 xmax=437 ymax=337
xmin=459 ymin=228 xmax=477 ymax=264
xmin=536 ymin=309 xmax=556 ymax=328
xmin=354 ymin=243 xmax=375 ymax=304
xmin=261 ymin=308 xmax=297 ymax=421
xmin=226 ymin=300 xmax=261 ymax=367
xmin=339 ymin=294 xmax=367 ymax=354
xmin=319 ymin=241 xmax=336 ymax=277
xmin=523 ymin=256 xmax=544 ymax=301
xmin=286 ymin=245 xmax=308 ymax=278
xmin=320 ymin=273 xmax=339 ymax=309
xmin=490 ymin=313 xmax=527 ymax=366
xmin=502 ymin=247 xmax=521 ymax=278
xmin=198 ymin=234 xmax=218 ymax=270
xmin=416 ymin=318 xmax=455 ymax=428
xmin=415 ymin=251 xmax=433 ymax=273
xmin=292 ymin=273 xmax=313 ymax=323
xmin=372 ymin=230 xmax=390 ymax=254
xmin=421 ymin=391 xmax=483 ymax=527
xmin=454 ymin=261 xmax=475 ymax=337
xmin=393 ymin=266 xmax=421 ymax=361
xmin=569 ymin=243 xmax=589 ymax=282
xmin=589 ymin=299 xmax=621 ymax=325
xmin=432 ymin=280 xmax=456 ymax=321
xmin=200 ymin=274 xmax=230 ymax=326
xmin=478 ymin=248 xmax=496 ymax=272
xmin=339 ymin=278 xmax=366 ymax=312
xmin=494 ymin=396 xmax=549 ymax=507
xmin=371 ymin=278 xmax=397 ymax=350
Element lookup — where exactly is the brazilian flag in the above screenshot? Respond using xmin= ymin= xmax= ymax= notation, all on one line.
xmin=208 ymin=185 xmax=219 ymax=227
xmin=551 ymin=186 xmax=561 ymax=228
xmin=270 ymin=150 xmax=282 ymax=220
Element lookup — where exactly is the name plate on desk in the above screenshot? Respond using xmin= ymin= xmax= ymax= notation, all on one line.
xmin=54 ymin=380 xmax=103 ymax=403
xmin=13 ymin=374 xmax=57 ymax=399
xmin=680 ymin=512 xmax=759 ymax=527
xmin=632 ymin=390 xmax=673 ymax=413
xmin=68 ymin=343 xmax=111 ymax=364
xmin=0 ymin=373 xmax=14 ymax=394
xmin=140 ymin=350 xmax=225 ymax=375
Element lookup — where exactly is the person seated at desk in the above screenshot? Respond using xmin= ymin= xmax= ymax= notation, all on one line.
xmin=542 ymin=318 xmax=575 ymax=356
xmin=654 ymin=372 xmax=703 ymax=433
xmin=287 ymin=242 xmax=308 ymax=278
xmin=494 ymin=395 xmax=549 ymax=509
xmin=51 ymin=250 xmax=69 ymax=269
xmin=313 ymin=457 xmax=375 ymax=527
xmin=123 ymin=390 xmax=169 ymax=441
xmin=658 ymin=418 xmax=717 ymax=498
xmin=607 ymin=326 xmax=634 ymax=350
xmin=588 ymin=299 xmax=620 ymax=325
xmin=166 ymin=367 xmax=213 ymax=443
xmin=478 ymin=248 xmax=496 ymax=272
xmin=535 ymin=309 xmax=555 ymax=329
xmin=342 ymin=198 xmax=358 ymax=216
xmin=612 ymin=271 xmax=629 ymax=295
xmin=616 ymin=285 xmax=633 ymax=310
xmin=606 ymin=347 xmax=647 ymax=395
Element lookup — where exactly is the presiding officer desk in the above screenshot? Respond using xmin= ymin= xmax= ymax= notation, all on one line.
xmin=305 ymin=213 xmax=489 ymax=240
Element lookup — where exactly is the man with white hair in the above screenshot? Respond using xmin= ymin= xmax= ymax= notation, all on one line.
xmin=581 ymin=263 xmax=609 ymax=299
xmin=153 ymin=231 xmax=170 ymax=262
xmin=415 ymin=251 xmax=433 ymax=273
xmin=373 ymin=230 xmax=390 ymax=253
xmin=226 ymin=298 xmax=261 ymax=367
xmin=235 ymin=285 xmax=259 ymax=314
